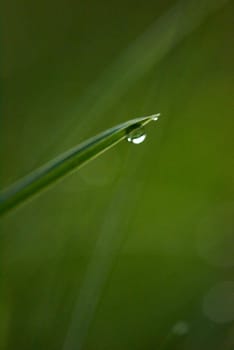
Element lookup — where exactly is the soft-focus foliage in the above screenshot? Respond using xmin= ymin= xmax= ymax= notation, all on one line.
xmin=1 ymin=0 xmax=234 ymax=349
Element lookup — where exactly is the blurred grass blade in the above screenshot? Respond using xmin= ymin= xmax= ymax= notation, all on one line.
xmin=0 ymin=114 xmax=159 ymax=216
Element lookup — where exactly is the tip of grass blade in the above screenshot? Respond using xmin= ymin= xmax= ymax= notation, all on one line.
xmin=132 ymin=113 xmax=161 ymax=126
xmin=150 ymin=113 xmax=161 ymax=121
xmin=0 ymin=112 xmax=161 ymax=217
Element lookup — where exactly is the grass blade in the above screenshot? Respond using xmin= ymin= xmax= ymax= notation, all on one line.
xmin=0 ymin=114 xmax=159 ymax=216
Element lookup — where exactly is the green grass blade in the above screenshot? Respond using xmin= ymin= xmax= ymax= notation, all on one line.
xmin=0 ymin=114 xmax=159 ymax=216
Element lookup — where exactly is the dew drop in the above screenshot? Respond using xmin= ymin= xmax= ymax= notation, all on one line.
xmin=127 ymin=124 xmax=146 ymax=144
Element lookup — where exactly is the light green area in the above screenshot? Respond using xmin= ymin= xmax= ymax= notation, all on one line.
xmin=1 ymin=0 xmax=234 ymax=349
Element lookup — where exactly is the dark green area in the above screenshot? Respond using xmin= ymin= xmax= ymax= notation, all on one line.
xmin=1 ymin=0 xmax=234 ymax=349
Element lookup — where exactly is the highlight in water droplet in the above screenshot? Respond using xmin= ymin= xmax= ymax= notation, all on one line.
xmin=128 ymin=134 xmax=146 ymax=144
xmin=126 ymin=124 xmax=146 ymax=145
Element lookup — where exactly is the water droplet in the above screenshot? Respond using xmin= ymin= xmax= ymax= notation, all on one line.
xmin=126 ymin=124 xmax=146 ymax=144
xmin=151 ymin=113 xmax=161 ymax=121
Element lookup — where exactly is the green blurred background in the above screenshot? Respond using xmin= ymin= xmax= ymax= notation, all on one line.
xmin=1 ymin=0 xmax=234 ymax=349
